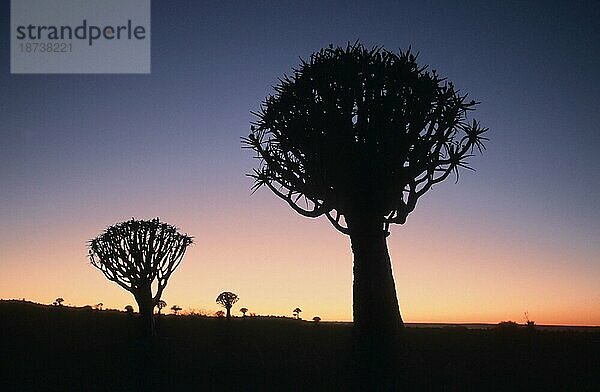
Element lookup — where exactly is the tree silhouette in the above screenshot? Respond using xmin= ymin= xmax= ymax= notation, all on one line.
xmin=171 ymin=305 xmax=182 ymax=315
xmin=244 ymin=42 xmax=487 ymax=341
xmin=156 ymin=300 xmax=167 ymax=315
xmin=88 ymin=218 xmax=193 ymax=337
xmin=94 ymin=303 xmax=103 ymax=310
xmin=240 ymin=307 xmax=248 ymax=317
xmin=55 ymin=298 xmax=64 ymax=306
xmin=125 ymin=305 xmax=134 ymax=315
xmin=313 ymin=316 xmax=321 ymax=324
xmin=293 ymin=308 xmax=302 ymax=319
xmin=214 ymin=310 xmax=225 ymax=318
xmin=216 ymin=292 xmax=239 ymax=319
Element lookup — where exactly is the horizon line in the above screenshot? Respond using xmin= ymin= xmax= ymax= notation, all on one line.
xmin=2 ymin=299 xmax=598 ymax=328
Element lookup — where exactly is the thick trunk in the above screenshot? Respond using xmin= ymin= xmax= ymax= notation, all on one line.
xmin=348 ymin=213 xmax=403 ymax=336
xmin=346 ymin=212 xmax=403 ymax=388
xmin=226 ymin=306 xmax=232 ymax=319
xmin=134 ymin=285 xmax=156 ymax=339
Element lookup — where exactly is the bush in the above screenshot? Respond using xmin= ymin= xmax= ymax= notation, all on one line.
xmin=496 ymin=321 xmax=519 ymax=331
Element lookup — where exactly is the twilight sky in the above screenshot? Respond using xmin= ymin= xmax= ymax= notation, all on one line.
xmin=1 ymin=1 xmax=598 ymax=325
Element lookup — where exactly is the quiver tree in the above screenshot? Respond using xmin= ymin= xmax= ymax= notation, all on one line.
xmin=243 ymin=42 xmax=488 ymax=379
xmin=293 ymin=308 xmax=302 ymax=319
xmin=88 ymin=218 xmax=193 ymax=337
xmin=156 ymin=300 xmax=167 ymax=315
xmin=240 ymin=307 xmax=248 ymax=317
xmin=55 ymin=297 xmax=64 ymax=306
xmin=216 ymin=292 xmax=239 ymax=319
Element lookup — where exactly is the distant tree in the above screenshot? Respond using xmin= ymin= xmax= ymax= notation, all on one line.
xmin=88 ymin=218 xmax=193 ymax=338
xmin=156 ymin=300 xmax=167 ymax=315
xmin=125 ymin=305 xmax=134 ymax=315
xmin=216 ymin=292 xmax=239 ymax=319
xmin=243 ymin=43 xmax=488 ymax=383
xmin=215 ymin=310 xmax=225 ymax=318
xmin=55 ymin=298 xmax=64 ymax=306
xmin=240 ymin=307 xmax=248 ymax=317
xmin=313 ymin=316 xmax=321 ymax=324
xmin=94 ymin=303 xmax=103 ymax=310
xmin=171 ymin=305 xmax=182 ymax=315
xmin=293 ymin=308 xmax=302 ymax=320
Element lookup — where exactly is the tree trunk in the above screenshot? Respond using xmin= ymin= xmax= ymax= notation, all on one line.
xmin=135 ymin=285 xmax=156 ymax=339
xmin=226 ymin=306 xmax=231 ymax=319
xmin=346 ymin=212 xmax=403 ymax=388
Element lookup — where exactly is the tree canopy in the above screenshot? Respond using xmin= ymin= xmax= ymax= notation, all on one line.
xmin=243 ymin=42 xmax=488 ymax=234
xmin=89 ymin=218 xmax=193 ymax=337
xmin=88 ymin=218 xmax=193 ymax=304
xmin=216 ymin=292 xmax=239 ymax=309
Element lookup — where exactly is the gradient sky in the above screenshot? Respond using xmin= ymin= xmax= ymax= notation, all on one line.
xmin=1 ymin=1 xmax=598 ymax=325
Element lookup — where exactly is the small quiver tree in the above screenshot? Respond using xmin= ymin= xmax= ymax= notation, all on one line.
xmin=156 ymin=300 xmax=167 ymax=315
xmin=240 ymin=307 xmax=248 ymax=317
xmin=293 ymin=308 xmax=302 ymax=320
xmin=88 ymin=218 xmax=193 ymax=338
xmin=216 ymin=292 xmax=239 ymax=319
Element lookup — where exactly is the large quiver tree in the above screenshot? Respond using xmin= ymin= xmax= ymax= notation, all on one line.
xmin=243 ymin=42 xmax=488 ymax=380
xmin=89 ymin=218 xmax=193 ymax=337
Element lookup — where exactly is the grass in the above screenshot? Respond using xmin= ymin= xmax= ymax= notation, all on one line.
xmin=2 ymin=300 xmax=599 ymax=391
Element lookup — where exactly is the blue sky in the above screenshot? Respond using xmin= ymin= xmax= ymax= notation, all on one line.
xmin=1 ymin=1 xmax=598 ymax=324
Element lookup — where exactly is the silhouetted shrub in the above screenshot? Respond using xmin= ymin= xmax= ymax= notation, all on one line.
xmin=524 ymin=312 xmax=536 ymax=330
xmin=183 ymin=308 xmax=210 ymax=317
xmin=496 ymin=321 xmax=519 ymax=332
xmin=171 ymin=305 xmax=182 ymax=315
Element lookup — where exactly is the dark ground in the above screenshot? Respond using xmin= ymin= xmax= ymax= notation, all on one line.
xmin=1 ymin=300 xmax=599 ymax=391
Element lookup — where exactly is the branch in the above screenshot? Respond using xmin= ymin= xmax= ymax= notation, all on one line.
xmin=262 ymin=179 xmax=327 ymax=218
xmin=325 ymin=210 xmax=350 ymax=235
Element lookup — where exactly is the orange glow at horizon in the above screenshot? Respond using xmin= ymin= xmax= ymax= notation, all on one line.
xmin=1 ymin=191 xmax=598 ymax=327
